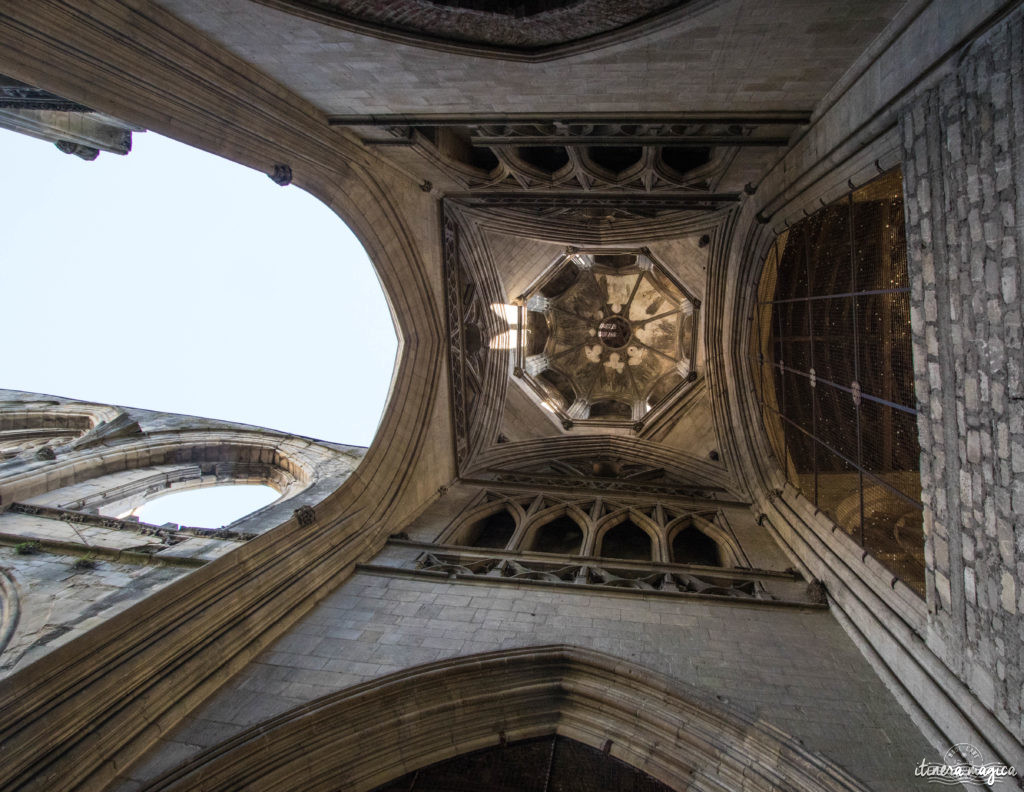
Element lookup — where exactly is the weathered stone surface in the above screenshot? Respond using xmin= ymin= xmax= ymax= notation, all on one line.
xmin=900 ymin=5 xmax=1024 ymax=743
xmin=125 ymin=570 xmax=934 ymax=792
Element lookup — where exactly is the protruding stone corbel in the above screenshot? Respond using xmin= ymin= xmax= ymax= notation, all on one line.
xmin=55 ymin=141 xmax=99 ymax=161
xmin=293 ymin=505 xmax=316 ymax=527
xmin=806 ymin=579 xmax=828 ymax=605
xmin=269 ymin=164 xmax=292 ymax=186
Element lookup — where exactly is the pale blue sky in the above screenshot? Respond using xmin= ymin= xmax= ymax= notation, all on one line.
xmin=1 ymin=127 xmax=396 ymax=445
xmin=2 ymin=127 xmax=397 ymax=525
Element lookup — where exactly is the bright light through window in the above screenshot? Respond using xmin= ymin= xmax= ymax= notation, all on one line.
xmin=489 ymin=303 xmax=520 ymax=350
xmin=134 ymin=485 xmax=280 ymax=528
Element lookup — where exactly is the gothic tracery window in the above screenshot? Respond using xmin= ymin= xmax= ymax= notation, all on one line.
xmin=529 ymin=514 xmax=584 ymax=554
xmin=599 ymin=518 xmax=652 ymax=561
xmin=670 ymin=523 xmax=721 ymax=566
xmin=464 ymin=508 xmax=517 ymax=549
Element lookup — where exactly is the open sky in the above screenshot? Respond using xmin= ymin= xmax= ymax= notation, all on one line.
xmin=1 ymin=126 xmax=397 ymax=525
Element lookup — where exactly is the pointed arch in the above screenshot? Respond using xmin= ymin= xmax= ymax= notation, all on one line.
xmin=594 ymin=508 xmax=661 ymax=561
xmin=142 ymin=645 xmax=870 ymax=792
xmin=666 ymin=512 xmax=746 ymax=568
xmin=669 ymin=520 xmax=721 ymax=566
xmin=521 ymin=503 xmax=589 ymax=555
xmin=443 ymin=498 xmax=525 ymax=549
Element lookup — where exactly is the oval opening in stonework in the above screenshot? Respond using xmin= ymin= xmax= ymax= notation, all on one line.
xmin=134 ymin=485 xmax=281 ymax=529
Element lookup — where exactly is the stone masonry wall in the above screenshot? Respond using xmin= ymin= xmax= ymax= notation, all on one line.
xmin=117 ymin=570 xmax=935 ymax=792
xmin=900 ymin=7 xmax=1024 ymax=742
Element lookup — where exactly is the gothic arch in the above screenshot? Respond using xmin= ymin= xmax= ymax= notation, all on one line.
xmin=474 ymin=435 xmax=737 ymax=497
xmin=443 ymin=497 xmax=527 ymax=548
xmin=0 ymin=431 xmax=337 ymax=507
xmin=666 ymin=513 xmax=744 ymax=568
xmin=520 ymin=504 xmax=589 ymax=555
xmin=593 ymin=508 xmax=661 ymax=561
xmin=141 ymin=645 xmax=870 ymax=792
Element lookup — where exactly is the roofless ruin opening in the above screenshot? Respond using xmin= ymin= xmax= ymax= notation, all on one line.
xmin=1 ymin=126 xmax=397 ymax=449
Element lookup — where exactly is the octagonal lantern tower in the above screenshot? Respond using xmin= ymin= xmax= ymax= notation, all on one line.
xmin=514 ymin=249 xmax=698 ymax=429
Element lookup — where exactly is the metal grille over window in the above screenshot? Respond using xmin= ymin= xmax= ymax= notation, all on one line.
xmin=751 ymin=169 xmax=924 ymax=596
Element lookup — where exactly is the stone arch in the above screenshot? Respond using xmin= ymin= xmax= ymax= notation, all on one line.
xmin=141 ymin=645 xmax=870 ymax=792
xmin=30 ymin=455 xmax=297 ymax=523
xmin=474 ymin=435 xmax=736 ymax=498
xmin=668 ymin=519 xmax=721 ymax=567
xmin=0 ymin=429 xmax=359 ymax=536
xmin=446 ymin=499 xmax=525 ymax=549
xmin=0 ymin=403 xmax=115 ymax=461
xmin=594 ymin=509 xmax=661 ymax=561
xmin=520 ymin=504 xmax=588 ymax=555
xmin=3 ymin=434 xmax=310 ymax=496
xmin=248 ymin=1 xmax=718 ymax=63
xmin=666 ymin=513 xmax=745 ymax=568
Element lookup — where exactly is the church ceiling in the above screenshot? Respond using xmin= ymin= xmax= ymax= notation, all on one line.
xmin=250 ymin=0 xmax=703 ymax=59
xmin=516 ymin=249 xmax=698 ymax=427
xmin=156 ymin=0 xmax=908 ymax=116
xmin=443 ymin=203 xmax=739 ymax=502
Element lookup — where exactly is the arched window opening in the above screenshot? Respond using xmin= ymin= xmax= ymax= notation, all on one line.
xmin=660 ymin=145 xmax=712 ymax=177
xmin=589 ymin=399 xmax=632 ymax=419
xmin=134 ymin=484 xmax=280 ymax=529
xmin=463 ymin=509 xmax=516 ymax=549
xmin=588 ymin=145 xmax=643 ymax=174
xmin=671 ymin=524 xmax=721 ymax=566
xmin=599 ymin=519 xmax=651 ymax=561
xmin=749 ymin=168 xmax=924 ymax=595
xmin=529 ymin=515 xmax=583 ymax=555
xmin=517 ymin=145 xmax=570 ymax=174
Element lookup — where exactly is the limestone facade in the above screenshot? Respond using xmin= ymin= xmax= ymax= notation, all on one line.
xmin=901 ymin=9 xmax=1024 ymax=746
